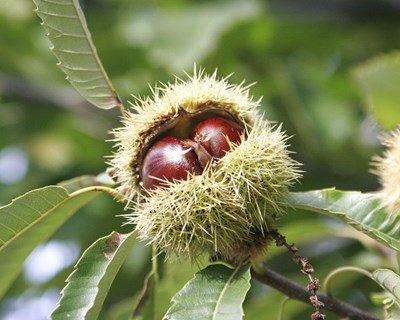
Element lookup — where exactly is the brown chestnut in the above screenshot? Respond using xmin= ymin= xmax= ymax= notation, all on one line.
xmin=141 ymin=136 xmax=203 ymax=190
xmin=191 ymin=117 xmax=244 ymax=159
xmin=141 ymin=117 xmax=245 ymax=190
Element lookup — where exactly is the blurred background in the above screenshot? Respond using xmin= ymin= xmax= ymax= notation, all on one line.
xmin=1 ymin=0 xmax=400 ymax=319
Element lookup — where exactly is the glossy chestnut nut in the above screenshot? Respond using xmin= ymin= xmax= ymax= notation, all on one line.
xmin=141 ymin=136 xmax=202 ymax=190
xmin=191 ymin=117 xmax=244 ymax=158
xmin=141 ymin=117 xmax=245 ymax=190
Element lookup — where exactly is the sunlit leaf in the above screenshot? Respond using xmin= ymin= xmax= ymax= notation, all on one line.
xmin=0 ymin=186 xmax=101 ymax=299
xmin=32 ymin=0 xmax=122 ymax=110
xmin=353 ymin=52 xmax=400 ymax=129
xmin=51 ymin=231 xmax=136 ymax=320
xmin=287 ymin=189 xmax=400 ymax=252
xmin=164 ymin=263 xmax=251 ymax=320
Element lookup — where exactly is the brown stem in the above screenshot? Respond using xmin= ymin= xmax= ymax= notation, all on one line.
xmin=251 ymin=265 xmax=379 ymax=320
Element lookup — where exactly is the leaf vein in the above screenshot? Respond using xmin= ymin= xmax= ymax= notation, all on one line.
xmin=60 ymin=65 xmax=99 ymax=72
xmin=37 ymin=11 xmax=79 ymax=19
xmin=42 ymin=0 xmax=73 ymax=5
xmin=66 ymin=75 xmax=104 ymax=83
xmin=52 ymin=48 xmax=92 ymax=55
xmin=0 ymin=221 xmax=18 ymax=237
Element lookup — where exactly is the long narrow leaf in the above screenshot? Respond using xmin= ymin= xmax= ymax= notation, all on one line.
xmin=51 ymin=231 xmax=136 ymax=320
xmin=164 ymin=263 xmax=251 ymax=320
xmin=0 ymin=186 xmax=102 ymax=298
xmin=33 ymin=0 xmax=122 ymax=110
xmin=287 ymin=189 xmax=400 ymax=252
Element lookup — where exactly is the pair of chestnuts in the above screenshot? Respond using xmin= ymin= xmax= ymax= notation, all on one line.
xmin=141 ymin=117 xmax=245 ymax=190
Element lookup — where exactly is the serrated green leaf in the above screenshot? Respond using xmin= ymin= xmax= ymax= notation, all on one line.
xmin=372 ymin=269 xmax=400 ymax=319
xmin=352 ymin=52 xmax=400 ymax=129
xmin=32 ymin=0 xmax=122 ymax=110
xmin=0 ymin=186 xmax=101 ymax=299
xmin=164 ymin=263 xmax=251 ymax=320
xmin=372 ymin=269 xmax=400 ymax=305
xmin=287 ymin=189 xmax=400 ymax=252
xmin=51 ymin=231 xmax=136 ymax=320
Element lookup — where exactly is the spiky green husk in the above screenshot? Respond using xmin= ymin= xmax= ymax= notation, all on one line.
xmin=110 ymin=70 xmax=301 ymax=263
xmin=109 ymin=70 xmax=259 ymax=207
xmin=128 ymin=118 xmax=301 ymax=262
xmin=373 ymin=127 xmax=400 ymax=215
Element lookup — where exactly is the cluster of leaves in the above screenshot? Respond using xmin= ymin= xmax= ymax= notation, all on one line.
xmin=1 ymin=0 xmax=400 ymax=319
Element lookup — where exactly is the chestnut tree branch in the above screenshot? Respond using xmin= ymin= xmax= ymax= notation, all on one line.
xmin=251 ymin=265 xmax=379 ymax=320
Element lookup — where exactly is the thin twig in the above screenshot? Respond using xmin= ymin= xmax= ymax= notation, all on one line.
xmin=251 ymin=265 xmax=379 ymax=319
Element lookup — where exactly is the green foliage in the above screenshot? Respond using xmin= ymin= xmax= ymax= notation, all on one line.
xmin=0 ymin=186 xmax=100 ymax=299
xmin=2 ymin=1 xmax=400 ymax=320
xmin=164 ymin=264 xmax=251 ymax=320
xmin=32 ymin=0 xmax=121 ymax=110
xmin=288 ymin=189 xmax=400 ymax=252
xmin=51 ymin=231 xmax=136 ymax=320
